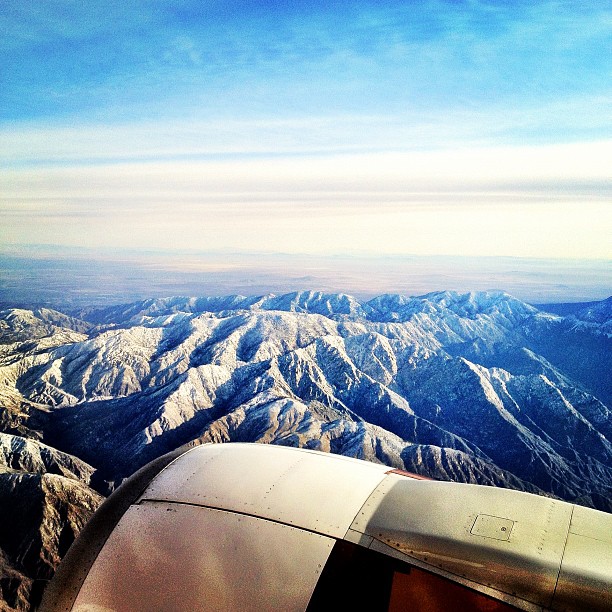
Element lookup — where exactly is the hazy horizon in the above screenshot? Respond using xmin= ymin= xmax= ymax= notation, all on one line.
xmin=1 ymin=245 xmax=609 ymax=310
xmin=1 ymin=2 xmax=610 ymax=299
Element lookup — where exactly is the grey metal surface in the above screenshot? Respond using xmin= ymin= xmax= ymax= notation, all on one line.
xmin=367 ymin=537 xmax=542 ymax=612
xmin=42 ymin=443 xmax=612 ymax=612
xmin=350 ymin=473 xmax=574 ymax=608
xmin=72 ymin=501 xmax=335 ymax=612
xmin=139 ymin=442 xmax=389 ymax=538
xmin=552 ymin=504 xmax=612 ymax=611
xmin=39 ymin=445 xmax=192 ymax=612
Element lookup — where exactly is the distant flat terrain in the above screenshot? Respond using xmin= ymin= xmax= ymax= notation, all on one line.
xmin=1 ymin=249 xmax=609 ymax=308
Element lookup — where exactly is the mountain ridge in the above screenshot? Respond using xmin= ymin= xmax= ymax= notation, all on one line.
xmin=1 ymin=290 xmax=609 ymax=508
xmin=1 ymin=289 xmax=610 ymax=610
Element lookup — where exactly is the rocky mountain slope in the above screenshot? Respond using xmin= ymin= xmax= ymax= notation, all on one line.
xmin=0 ymin=433 xmax=101 ymax=611
xmin=0 ymin=290 xmax=610 ymax=609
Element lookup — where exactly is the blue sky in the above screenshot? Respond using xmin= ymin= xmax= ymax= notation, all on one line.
xmin=3 ymin=1 xmax=611 ymax=149
xmin=0 ymin=1 xmax=611 ymax=264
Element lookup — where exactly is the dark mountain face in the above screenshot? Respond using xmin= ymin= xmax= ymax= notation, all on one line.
xmin=0 ymin=290 xmax=610 ymax=609
xmin=0 ymin=433 xmax=101 ymax=611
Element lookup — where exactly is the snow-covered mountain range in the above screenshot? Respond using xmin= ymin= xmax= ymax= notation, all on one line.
xmin=0 ymin=290 xmax=610 ymax=609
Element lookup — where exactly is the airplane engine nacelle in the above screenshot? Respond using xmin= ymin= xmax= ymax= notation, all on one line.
xmin=40 ymin=443 xmax=612 ymax=611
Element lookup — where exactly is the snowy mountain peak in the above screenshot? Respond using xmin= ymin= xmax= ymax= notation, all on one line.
xmin=70 ymin=290 xmax=540 ymax=327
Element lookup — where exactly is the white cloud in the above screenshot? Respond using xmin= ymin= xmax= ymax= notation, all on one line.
xmin=1 ymin=141 xmax=610 ymax=259
xmin=2 ymin=92 xmax=610 ymax=167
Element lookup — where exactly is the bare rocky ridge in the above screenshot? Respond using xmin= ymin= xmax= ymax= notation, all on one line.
xmin=0 ymin=433 xmax=95 ymax=484
xmin=0 ymin=437 xmax=101 ymax=611
xmin=0 ymin=291 xmax=610 ymax=610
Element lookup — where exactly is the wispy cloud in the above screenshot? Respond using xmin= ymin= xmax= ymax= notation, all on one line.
xmin=2 ymin=93 xmax=610 ymax=167
xmin=2 ymin=142 xmax=610 ymax=259
xmin=1 ymin=1 xmax=610 ymax=265
xmin=2 ymin=1 xmax=610 ymax=125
